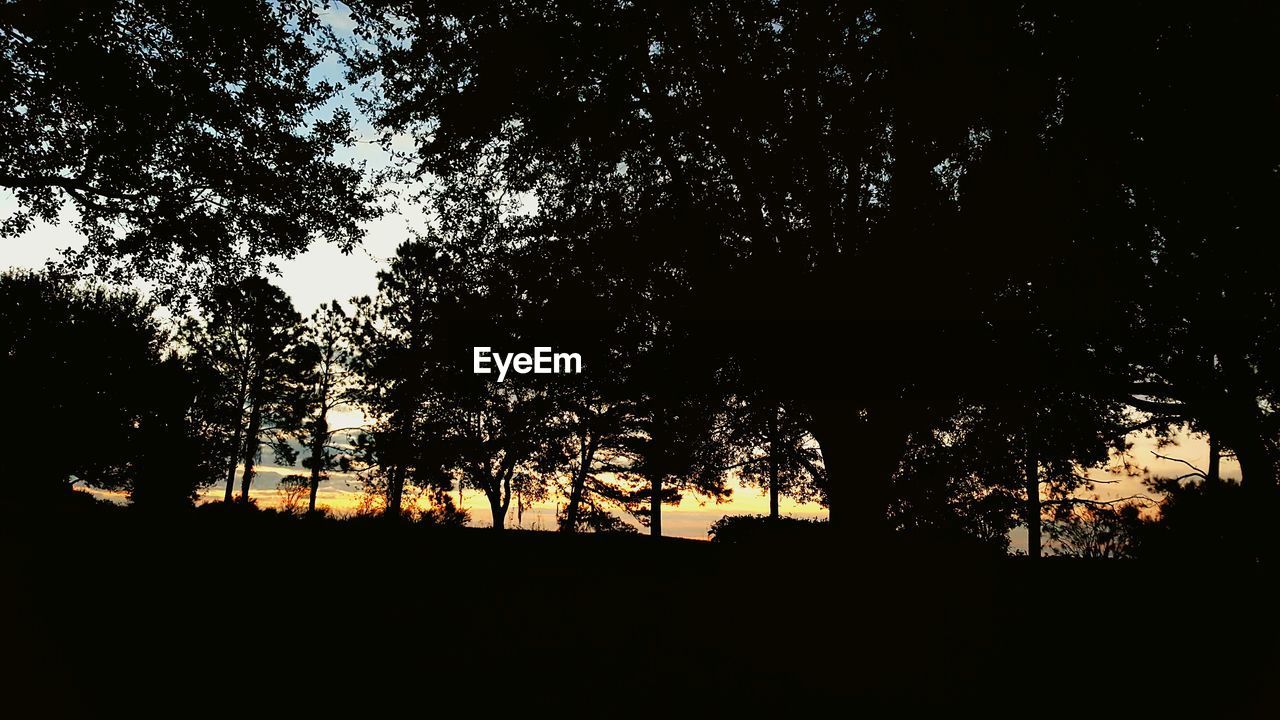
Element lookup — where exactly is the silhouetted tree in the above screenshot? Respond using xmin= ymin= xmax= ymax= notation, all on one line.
xmin=293 ymin=301 xmax=355 ymax=513
xmin=1017 ymin=5 xmax=1280 ymax=557
xmin=893 ymin=388 xmax=1131 ymax=556
xmin=613 ymin=399 xmax=731 ymax=538
xmin=276 ymin=474 xmax=312 ymax=516
xmin=608 ymin=316 xmax=733 ymax=537
xmin=0 ymin=270 xmax=211 ymax=504
xmin=127 ymin=355 xmax=219 ymax=509
xmin=725 ymin=391 xmax=826 ymax=521
xmin=537 ymin=394 xmax=641 ymax=533
xmin=351 ymin=235 xmax=564 ymax=526
xmin=1138 ymin=474 xmax=1250 ymax=560
xmin=511 ymin=235 xmax=650 ymax=533
xmin=344 ymin=2 xmax=1048 ymax=535
xmin=1046 ymin=502 xmax=1144 ymax=559
xmin=183 ymin=277 xmax=305 ymax=504
xmin=348 ymin=241 xmax=448 ymax=518
xmin=0 ymin=0 xmax=378 ymax=295
xmin=422 ymin=242 xmax=556 ymax=530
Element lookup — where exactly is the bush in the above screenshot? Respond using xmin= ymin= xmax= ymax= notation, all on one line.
xmin=707 ymin=514 xmax=828 ymax=543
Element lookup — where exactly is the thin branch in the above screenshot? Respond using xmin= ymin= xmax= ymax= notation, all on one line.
xmin=1043 ymin=494 xmax=1159 ymax=507
xmin=1150 ymin=451 xmax=1206 ymax=476
xmin=0 ymin=172 xmax=138 ymax=200
xmin=1125 ymin=396 xmax=1188 ymax=415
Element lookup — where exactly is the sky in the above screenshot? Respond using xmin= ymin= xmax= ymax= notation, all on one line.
xmin=0 ymin=2 xmax=1233 ymax=544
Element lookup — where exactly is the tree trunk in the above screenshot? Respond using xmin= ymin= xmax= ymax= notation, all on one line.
xmin=811 ymin=410 xmax=904 ymax=537
xmin=561 ymin=432 xmax=597 ymax=532
xmin=1207 ymin=433 xmax=1221 ymax=483
xmin=768 ymin=406 xmax=780 ymax=521
xmin=1215 ymin=354 xmax=1278 ymax=556
xmin=650 ymin=475 xmax=662 ymax=538
xmin=768 ymin=459 xmax=780 ymax=521
xmin=1231 ymin=435 xmax=1277 ymax=558
xmin=307 ymin=417 xmax=326 ymax=514
xmin=1231 ymin=431 xmax=1277 ymax=494
xmin=385 ymin=464 xmax=404 ymax=518
xmin=238 ymin=398 xmax=263 ymax=503
xmin=1024 ymin=440 xmax=1041 ymax=559
xmin=307 ymin=472 xmax=320 ymax=513
xmin=224 ymin=371 xmax=250 ymax=503
xmin=488 ymin=492 xmax=505 ymax=530
xmin=224 ymin=420 xmax=243 ymax=499
xmin=222 ymin=440 xmax=239 ymax=503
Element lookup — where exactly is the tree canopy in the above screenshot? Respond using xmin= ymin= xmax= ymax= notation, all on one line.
xmin=1 ymin=0 xmax=379 ymax=295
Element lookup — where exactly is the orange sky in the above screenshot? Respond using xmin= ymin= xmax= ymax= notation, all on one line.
xmin=184 ymin=467 xmax=828 ymax=539
xmin=77 ymin=425 xmax=1226 ymax=547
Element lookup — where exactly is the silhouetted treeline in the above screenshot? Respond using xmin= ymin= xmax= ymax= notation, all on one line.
xmin=3 ymin=2 xmax=1280 ymax=562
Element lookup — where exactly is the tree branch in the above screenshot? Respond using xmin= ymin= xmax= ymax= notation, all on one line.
xmin=0 ymin=172 xmax=137 ymax=200
xmin=1150 ymin=451 xmax=1206 ymax=476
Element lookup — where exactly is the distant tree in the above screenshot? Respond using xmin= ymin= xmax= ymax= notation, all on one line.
xmin=1046 ymin=502 xmax=1144 ymax=559
xmin=609 ymin=332 xmax=734 ymax=538
xmin=884 ymin=236 xmax=1137 ymax=555
xmin=183 ymin=277 xmax=305 ymax=504
xmin=350 ymin=235 xmax=564 ymax=527
xmin=293 ymin=301 xmax=356 ymax=514
xmin=0 ymin=0 xmax=378 ymax=295
xmin=348 ymin=241 xmax=450 ymax=518
xmin=412 ymin=241 xmax=558 ymax=530
xmin=536 ymin=396 xmax=637 ymax=533
xmin=893 ymin=387 xmax=1132 ymax=557
xmin=0 ymin=270 xmax=211 ymax=504
xmin=416 ymin=489 xmax=470 ymax=527
xmin=725 ymin=392 xmax=826 ymax=521
xmin=276 ymin=474 xmax=311 ymax=516
xmin=523 ymin=216 xmax=735 ymax=537
xmin=535 ymin=395 xmax=650 ymax=534
xmin=515 ymin=246 xmax=648 ymax=534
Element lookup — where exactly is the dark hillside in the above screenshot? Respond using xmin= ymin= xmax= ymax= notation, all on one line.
xmin=4 ymin=505 xmax=1275 ymax=717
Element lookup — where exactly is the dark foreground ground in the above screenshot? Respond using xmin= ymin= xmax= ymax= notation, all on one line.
xmin=4 ymin=505 xmax=1277 ymax=718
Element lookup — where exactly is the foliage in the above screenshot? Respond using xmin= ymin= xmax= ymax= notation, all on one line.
xmin=349 ymin=236 xmax=562 ymax=525
xmin=1136 ymin=477 xmax=1253 ymax=561
xmin=0 ymin=270 xmax=213 ymax=504
xmin=416 ymin=490 xmax=470 ymax=528
xmin=0 ymin=0 xmax=380 ymax=297
xmin=277 ymin=475 xmax=312 ymax=516
xmin=9 ymin=3 xmax=1280 ymax=561
xmin=340 ymin=1 xmax=1106 ymax=533
xmin=292 ymin=301 xmax=356 ymax=512
xmin=723 ymin=392 xmax=827 ymax=510
xmin=1046 ymin=502 xmax=1145 ymax=559
xmin=708 ymin=514 xmax=828 ymax=544
xmin=181 ymin=276 xmax=306 ymax=502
